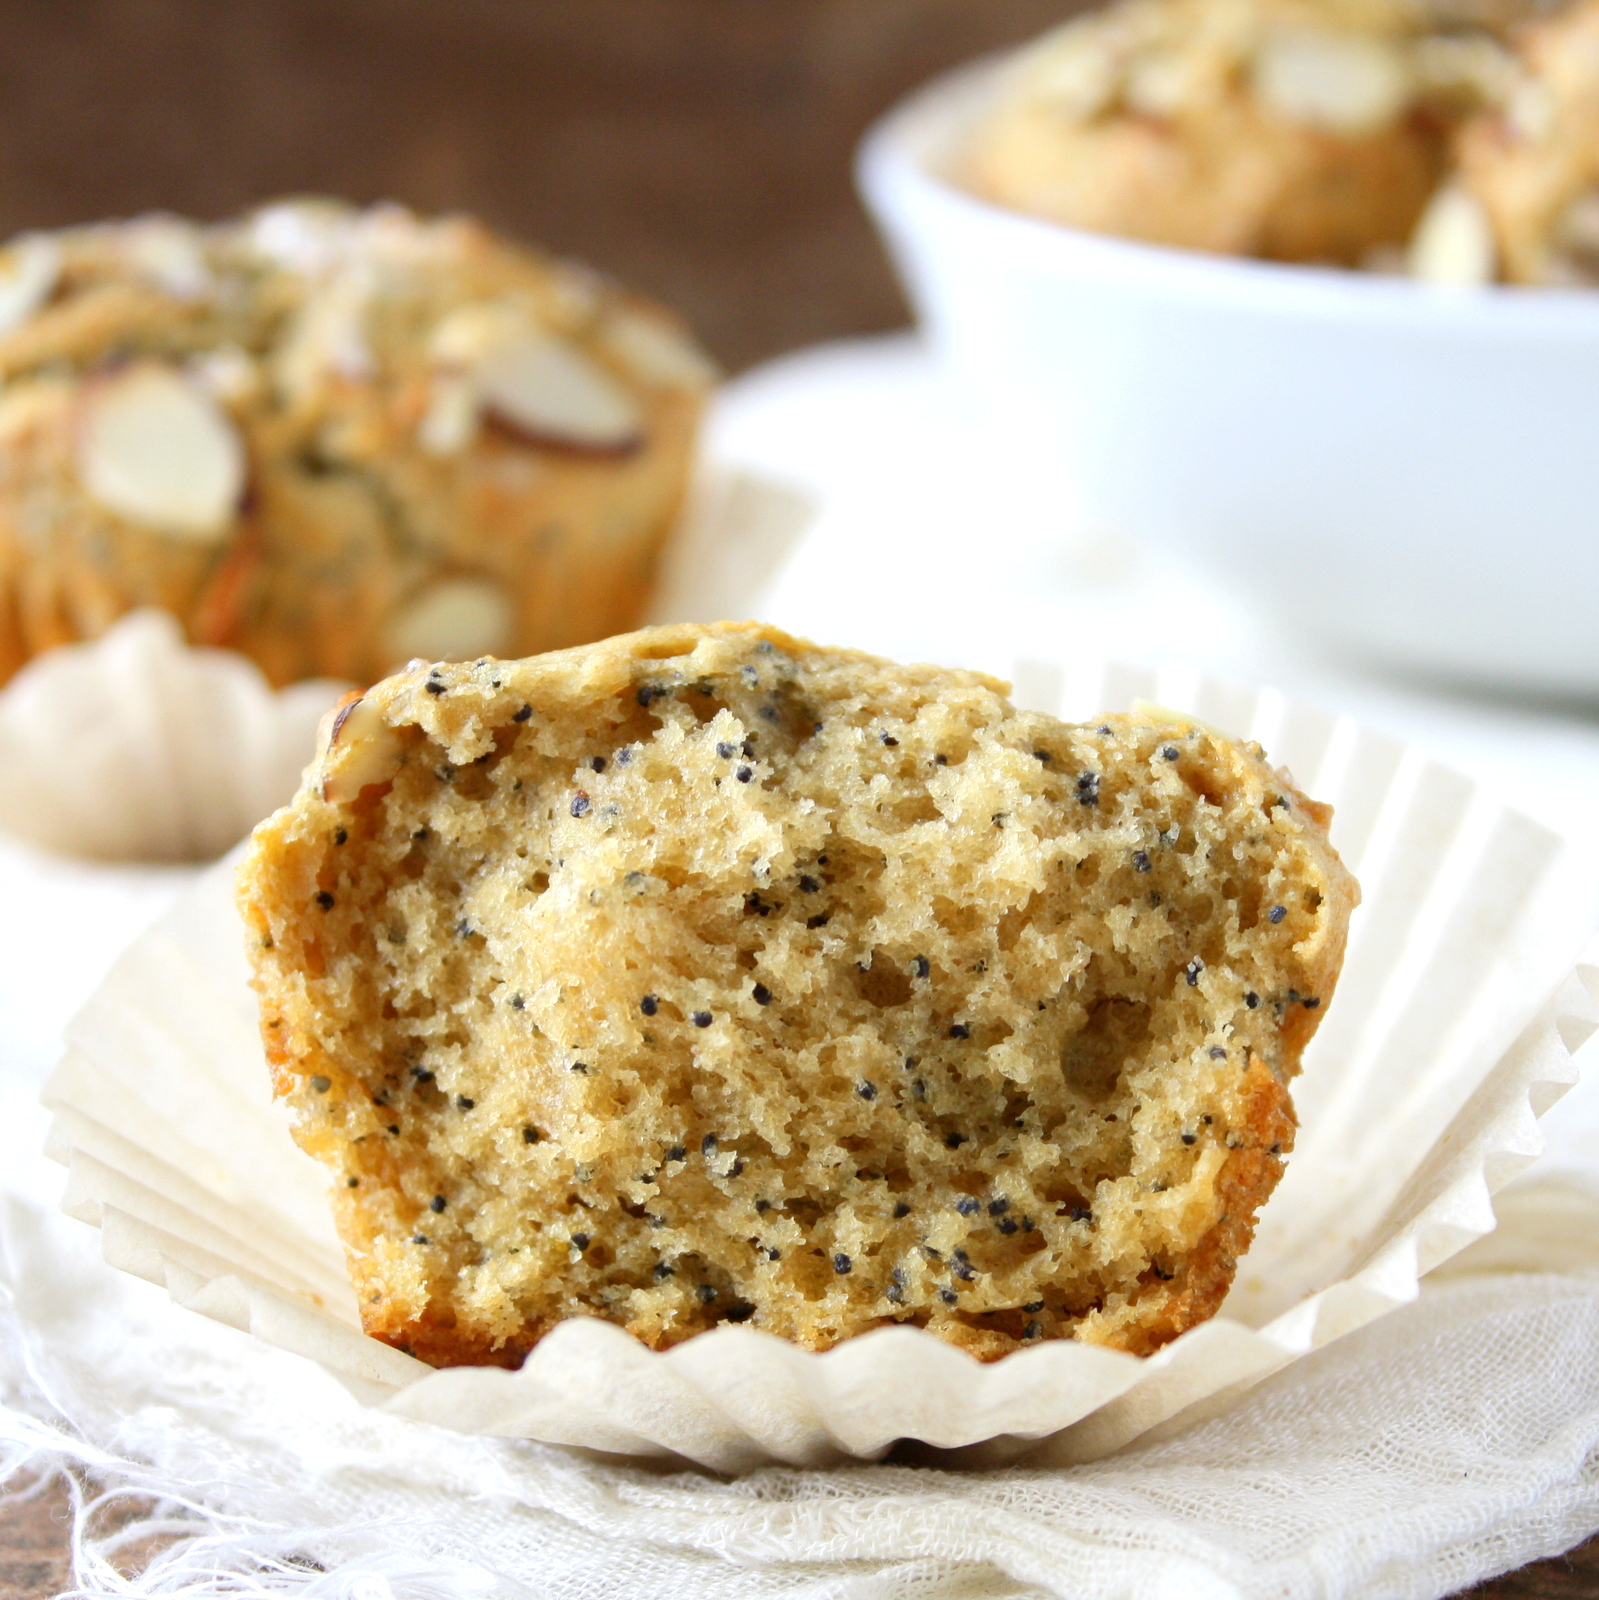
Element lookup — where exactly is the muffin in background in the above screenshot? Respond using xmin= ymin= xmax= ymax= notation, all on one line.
xmin=963 ymin=0 xmax=1514 ymax=266
xmin=1447 ymin=0 xmax=1599 ymax=281
xmin=0 ymin=201 xmax=713 ymax=688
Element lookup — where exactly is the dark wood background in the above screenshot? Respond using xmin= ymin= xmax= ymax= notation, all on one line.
xmin=0 ymin=0 xmax=1080 ymax=371
xmin=0 ymin=3 xmax=1594 ymax=1592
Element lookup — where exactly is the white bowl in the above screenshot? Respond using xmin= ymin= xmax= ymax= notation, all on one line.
xmin=858 ymin=59 xmax=1599 ymax=699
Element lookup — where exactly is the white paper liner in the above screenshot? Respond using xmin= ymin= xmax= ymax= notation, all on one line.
xmin=0 ymin=610 xmax=346 ymax=862
xmin=647 ymin=465 xmax=817 ymax=629
xmin=40 ymin=660 xmax=1599 ymax=1472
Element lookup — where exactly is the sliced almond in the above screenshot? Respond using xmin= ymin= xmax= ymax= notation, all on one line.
xmin=319 ymin=693 xmax=406 ymax=806
xmin=1407 ymin=183 xmax=1497 ymax=285
xmin=1125 ymin=48 xmax=1205 ymax=120
xmin=545 ymin=260 xmax=605 ymax=329
xmin=385 ymin=576 xmax=515 ymax=664
xmin=1507 ymin=78 xmax=1555 ymax=143
xmin=479 ymin=330 xmax=643 ymax=453
xmin=601 ymin=308 xmax=718 ymax=391
xmin=189 ymin=344 xmax=262 ymax=406
xmin=428 ymin=301 xmax=513 ymax=369
xmin=417 ymin=370 xmax=480 ymax=456
xmin=273 ymin=266 xmax=375 ymax=405
xmin=76 ymin=362 xmax=245 ymax=541
xmin=0 ymin=234 xmax=59 ymax=338
xmin=1254 ymin=30 xmax=1412 ymax=136
xmin=119 ymin=214 xmax=212 ymax=299
xmin=1025 ymin=22 xmax=1125 ymax=120
xmin=248 ymin=198 xmax=358 ymax=275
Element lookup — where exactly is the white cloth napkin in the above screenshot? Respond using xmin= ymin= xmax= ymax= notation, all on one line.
xmin=8 ymin=338 xmax=1599 ymax=1598
xmin=4 ymin=1171 xmax=1599 ymax=1600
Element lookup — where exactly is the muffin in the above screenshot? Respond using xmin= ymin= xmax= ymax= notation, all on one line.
xmin=237 ymin=622 xmax=1358 ymax=1366
xmin=963 ymin=0 xmax=1513 ymax=266
xmin=0 ymin=200 xmax=712 ymax=689
xmin=1448 ymin=0 xmax=1599 ymax=281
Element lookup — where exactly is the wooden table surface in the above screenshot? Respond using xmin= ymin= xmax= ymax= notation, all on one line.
xmin=0 ymin=0 xmax=1081 ymax=374
xmin=1 ymin=1477 xmax=1596 ymax=1596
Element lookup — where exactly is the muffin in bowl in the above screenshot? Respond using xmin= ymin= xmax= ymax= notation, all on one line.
xmin=0 ymin=200 xmax=713 ymax=688
xmin=963 ymin=0 xmax=1515 ymax=267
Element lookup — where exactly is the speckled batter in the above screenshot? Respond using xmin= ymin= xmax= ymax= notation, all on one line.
xmin=238 ymin=623 xmax=1357 ymax=1366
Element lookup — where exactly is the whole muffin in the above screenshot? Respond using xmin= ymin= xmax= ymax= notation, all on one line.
xmin=1451 ymin=0 xmax=1599 ymax=282
xmin=963 ymin=0 xmax=1512 ymax=266
xmin=0 ymin=201 xmax=712 ymax=688
xmin=238 ymin=623 xmax=1358 ymax=1367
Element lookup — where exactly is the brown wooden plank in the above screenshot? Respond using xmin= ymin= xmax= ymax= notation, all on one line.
xmin=0 ymin=1482 xmax=71 ymax=1600
xmin=1462 ymin=1536 xmax=1599 ymax=1597
xmin=0 ymin=0 xmax=1084 ymax=372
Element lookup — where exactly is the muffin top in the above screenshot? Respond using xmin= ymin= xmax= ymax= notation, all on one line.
xmin=0 ymin=200 xmax=713 ymax=686
xmin=0 ymin=199 xmax=711 ymax=540
xmin=962 ymin=0 xmax=1516 ymax=263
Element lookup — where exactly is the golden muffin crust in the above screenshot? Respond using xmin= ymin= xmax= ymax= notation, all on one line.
xmin=0 ymin=200 xmax=711 ymax=688
xmin=238 ymin=623 xmax=1357 ymax=1366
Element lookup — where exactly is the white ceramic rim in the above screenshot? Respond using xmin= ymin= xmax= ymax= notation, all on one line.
xmin=856 ymin=54 xmax=1599 ymax=341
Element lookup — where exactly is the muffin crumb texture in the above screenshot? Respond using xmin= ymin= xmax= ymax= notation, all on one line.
xmin=238 ymin=622 xmax=1357 ymax=1366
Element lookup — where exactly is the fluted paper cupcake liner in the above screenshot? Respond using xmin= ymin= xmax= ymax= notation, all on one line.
xmin=0 ymin=610 xmax=347 ymax=863
xmin=41 ymin=658 xmax=1599 ymax=1471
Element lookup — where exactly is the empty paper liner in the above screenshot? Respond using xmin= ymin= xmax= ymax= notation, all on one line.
xmin=0 ymin=609 xmax=345 ymax=863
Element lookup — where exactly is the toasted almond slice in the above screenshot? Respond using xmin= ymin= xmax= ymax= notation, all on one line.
xmin=1407 ymin=183 xmax=1497 ymax=286
xmin=319 ymin=692 xmax=406 ymax=805
xmin=1125 ymin=49 xmax=1204 ymax=120
xmin=601 ymin=308 xmax=718 ymax=391
xmin=1017 ymin=15 xmax=1128 ymax=121
xmin=248 ymin=198 xmax=358 ymax=274
xmin=274 ymin=266 xmax=375 ymax=405
xmin=1507 ymin=78 xmax=1555 ymax=143
xmin=428 ymin=302 xmax=512 ymax=368
xmin=1254 ymin=30 xmax=1412 ymax=136
xmin=76 ymin=362 xmax=245 ymax=541
xmin=545 ymin=260 xmax=606 ymax=328
xmin=385 ymin=577 xmax=515 ymax=664
xmin=0 ymin=234 xmax=59 ymax=338
xmin=417 ymin=371 xmax=480 ymax=456
xmin=189 ymin=344 xmax=262 ymax=406
xmin=119 ymin=214 xmax=212 ymax=299
xmin=1017 ymin=11 xmax=1133 ymax=122
xmin=479 ymin=330 xmax=643 ymax=452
